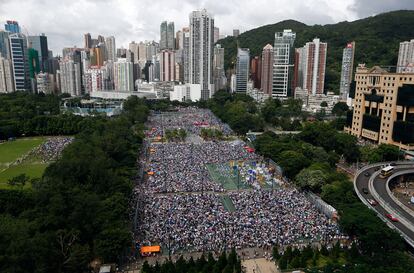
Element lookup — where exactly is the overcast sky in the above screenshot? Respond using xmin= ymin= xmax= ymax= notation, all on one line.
xmin=1 ymin=0 xmax=413 ymax=55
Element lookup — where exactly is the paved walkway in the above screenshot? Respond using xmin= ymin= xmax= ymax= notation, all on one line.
xmin=242 ymin=258 xmax=279 ymax=273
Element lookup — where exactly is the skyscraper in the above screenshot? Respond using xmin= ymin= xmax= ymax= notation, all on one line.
xmin=105 ymin=36 xmax=117 ymax=62
xmin=214 ymin=27 xmax=220 ymax=44
xmin=189 ymin=9 xmax=214 ymax=100
xmin=235 ymin=48 xmax=250 ymax=93
xmin=90 ymin=46 xmax=104 ymax=67
xmin=129 ymin=41 xmax=139 ymax=63
xmin=0 ymin=54 xmax=14 ymax=93
xmin=397 ymin=39 xmax=414 ymax=73
xmin=9 ymin=33 xmax=30 ymax=91
xmin=182 ymin=27 xmax=190 ymax=83
xmin=28 ymin=34 xmax=49 ymax=72
xmin=167 ymin=22 xmax=175 ymax=50
xmin=176 ymin=30 xmax=182 ymax=50
xmin=251 ymin=56 xmax=261 ymax=89
xmin=160 ymin=50 xmax=175 ymax=82
xmin=295 ymin=38 xmax=327 ymax=95
xmin=84 ymin=33 xmax=92 ymax=49
xmin=114 ymin=58 xmax=133 ymax=91
xmin=138 ymin=42 xmax=147 ymax=64
xmin=0 ymin=31 xmax=10 ymax=59
xmin=5 ymin=20 xmax=20 ymax=34
xmin=59 ymin=59 xmax=81 ymax=96
xmin=272 ymin=29 xmax=296 ymax=97
xmin=160 ymin=21 xmax=168 ymax=49
xmin=339 ymin=42 xmax=355 ymax=101
xmin=261 ymin=44 xmax=273 ymax=95
xmin=213 ymin=44 xmax=226 ymax=91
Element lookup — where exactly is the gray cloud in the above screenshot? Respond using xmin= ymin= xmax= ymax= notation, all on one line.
xmin=0 ymin=0 xmax=412 ymax=54
xmin=348 ymin=0 xmax=414 ymax=18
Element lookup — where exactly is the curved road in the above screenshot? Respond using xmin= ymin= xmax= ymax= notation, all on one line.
xmin=354 ymin=162 xmax=414 ymax=247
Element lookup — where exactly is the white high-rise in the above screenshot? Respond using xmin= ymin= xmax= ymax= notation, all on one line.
xmin=128 ymin=41 xmax=139 ymax=64
xmin=114 ymin=58 xmax=133 ymax=91
xmin=235 ymin=48 xmax=250 ymax=93
xmin=0 ymin=55 xmax=14 ymax=93
xmin=182 ymin=27 xmax=190 ymax=83
xmin=272 ymin=29 xmax=296 ymax=98
xmin=59 ymin=59 xmax=81 ymax=96
xmin=105 ymin=36 xmax=117 ymax=62
xmin=339 ymin=42 xmax=355 ymax=101
xmin=189 ymin=9 xmax=214 ymax=100
xmin=397 ymin=39 xmax=414 ymax=73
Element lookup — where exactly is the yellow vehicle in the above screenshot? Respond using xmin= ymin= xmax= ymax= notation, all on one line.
xmin=380 ymin=166 xmax=394 ymax=178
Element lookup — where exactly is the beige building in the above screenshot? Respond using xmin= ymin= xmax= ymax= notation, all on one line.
xmin=344 ymin=65 xmax=414 ymax=151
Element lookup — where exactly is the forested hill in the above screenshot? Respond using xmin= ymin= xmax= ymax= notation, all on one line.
xmin=217 ymin=10 xmax=414 ymax=93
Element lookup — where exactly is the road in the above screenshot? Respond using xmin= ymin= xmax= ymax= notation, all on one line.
xmin=354 ymin=162 xmax=414 ymax=247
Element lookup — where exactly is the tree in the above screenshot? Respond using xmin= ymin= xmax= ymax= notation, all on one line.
xmin=332 ymin=102 xmax=349 ymax=116
xmin=7 ymin=174 xmax=29 ymax=188
xmin=277 ymin=150 xmax=311 ymax=178
xmin=320 ymin=101 xmax=328 ymax=107
xmin=295 ymin=168 xmax=328 ymax=191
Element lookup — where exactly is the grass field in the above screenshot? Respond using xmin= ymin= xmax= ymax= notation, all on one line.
xmin=0 ymin=137 xmax=48 ymax=189
xmin=221 ymin=195 xmax=236 ymax=212
xmin=206 ymin=163 xmax=251 ymax=190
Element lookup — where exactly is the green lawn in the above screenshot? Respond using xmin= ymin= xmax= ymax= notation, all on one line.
xmin=221 ymin=195 xmax=236 ymax=212
xmin=0 ymin=137 xmax=46 ymax=164
xmin=0 ymin=163 xmax=48 ymax=189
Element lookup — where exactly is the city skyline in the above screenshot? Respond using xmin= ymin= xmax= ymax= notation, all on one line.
xmin=1 ymin=0 xmax=413 ymax=54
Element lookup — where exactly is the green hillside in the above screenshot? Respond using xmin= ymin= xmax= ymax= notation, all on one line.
xmin=218 ymin=10 xmax=414 ymax=93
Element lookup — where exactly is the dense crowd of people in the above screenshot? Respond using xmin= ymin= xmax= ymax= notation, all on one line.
xmin=135 ymin=107 xmax=344 ymax=255
xmin=145 ymin=141 xmax=260 ymax=193
xmin=138 ymin=190 xmax=343 ymax=253
xmin=29 ymin=137 xmax=73 ymax=162
xmin=145 ymin=107 xmax=233 ymax=138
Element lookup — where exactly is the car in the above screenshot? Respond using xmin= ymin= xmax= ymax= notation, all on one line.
xmin=367 ymin=199 xmax=378 ymax=206
xmin=390 ymin=162 xmax=397 ymax=166
xmin=386 ymin=213 xmax=399 ymax=222
xmin=374 ymin=167 xmax=380 ymax=171
xmin=362 ymin=187 xmax=369 ymax=194
xmin=364 ymin=172 xmax=370 ymax=177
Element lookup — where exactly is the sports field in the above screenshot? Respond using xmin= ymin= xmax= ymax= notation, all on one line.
xmin=0 ymin=137 xmax=48 ymax=189
xmin=206 ymin=163 xmax=250 ymax=190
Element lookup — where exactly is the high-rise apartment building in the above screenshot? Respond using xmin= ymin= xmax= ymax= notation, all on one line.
xmin=295 ymin=38 xmax=327 ymax=95
xmin=214 ymin=27 xmax=220 ymax=44
xmin=138 ymin=42 xmax=147 ymax=63
xmin=90 ymin=46 xmax=104 ymax=67
xmin=84 ymin=67 xmax=108 ymax=93
xmin=84 ymin=33 xmax=92 ymax=49
xmin=261 ymin=44 xmax=274 ymax=95
xmin=176 ymin=30 xmax=183 ymax=50
xmin=160 ymin=21 xmax=175 ymax=50
xmin=251 ymin=56 xmax=261 ymax=89
xmin=59 ymin=59 xmax=81 ymax=96
xmin=105 ymin=36 xmax=117 ymax=62
xmin=235 ymin=48 xmax=250 ymax=93
xmin=114 ymin=58 xmax=133 ymax=91
xmin=5 ymin=20 xmax=20 ymax=34
xmin=0 ymin=55 xmax=14 ymax=93
xmin=189 ymin=9 xmax=214 ymax=100
xmin=36 ymin=72 xmax=53 ymax=94
xmin=182 ymin=27 xmax=190 ymax=83
xmin=272 ymin=29 xmax=296 ymax=97
xmin=339 ymin=42 xmax=356 ymax=101
xmin=28 ymin=34 xmax=49 ymax=72
xmin=129 ymin=41 xmax=139 ymax=63
xmin=397 ymin=39 xmax=414 ymax=73
xmin=0 ymin=31 xmax=10 ymax=59
xmin=213 ymin=44 xmax=226 ymax=91
xmin=9 ymin=33 xmax=30 ymax=91
xmin=160 ymin=50 xmax=175 ymax=82
xmin=344 ymin=65 xmax=414 ymax=151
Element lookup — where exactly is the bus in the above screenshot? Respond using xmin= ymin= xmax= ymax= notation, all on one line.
xmin=380 ymin=166 xmax=394 ymax=178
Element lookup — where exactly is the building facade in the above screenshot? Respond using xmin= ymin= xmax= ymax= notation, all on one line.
xmin=344 ymin=65 xmax=414 ymax=151
xmin=182 ymin=27 xmax=190 ymax=83
xmin=160 ymin=50 xmax=175 ymax=82
xmin=0 ymin=55 xmax=14 ymax=92
xmin=261 ymin=44 xmax=274 ymax=95
xmin=114 ymin=58 xmax=133 ymax=91
xmin=397 ymin=39 xmax=414 ymax=73
xmin=235 ymin=48 xmax=250 ymax=93
xmin=28 ymin=34 xmax=49 ymax=72
xmin=295 ymin=38 xmax=327 ymax=95
xmin=0 ymin=31 xmax=10 ymax=59
xmin=213 ymin=44 xmax=227 ymax=91
xmin=339 ymin=42 xmax=356 ymax=101
xmin=59 ymin=59 xmax=81 ymax=96
xmin=5 ymin=20 xmax=20 ymax=33
xmin=105 ymin=36 xmax=117 ymax=62
xmin=189 ymin=9 xmax=214 ymax=100
xmin=272 ymin=29 xmax=296 ymax=98
xmin=9 ymin=33 xmax=30 ymax=91
xmin=251 ymin=56 xmax=261 ymax=89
